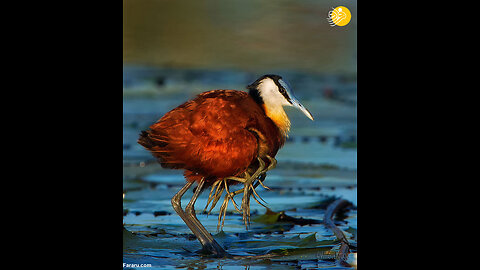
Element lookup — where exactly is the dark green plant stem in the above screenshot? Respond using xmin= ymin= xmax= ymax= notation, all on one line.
xmin=324 ymin=199 xmax=353 ymax=267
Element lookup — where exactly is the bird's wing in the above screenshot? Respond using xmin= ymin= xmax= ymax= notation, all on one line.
xmin=145 ymin=91 xmax=260 ymax=178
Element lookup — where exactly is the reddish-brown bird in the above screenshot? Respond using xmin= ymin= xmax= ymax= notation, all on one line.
xmin=138 ymin=74 xmax=313 ymax=257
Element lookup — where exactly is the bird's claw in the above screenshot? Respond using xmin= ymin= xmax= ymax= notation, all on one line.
xmin=204 ymin=156 xmax=277 ymax=231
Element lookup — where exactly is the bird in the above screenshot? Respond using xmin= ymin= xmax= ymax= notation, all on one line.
xmin=138 ymin=74 xmax=313 ymax=257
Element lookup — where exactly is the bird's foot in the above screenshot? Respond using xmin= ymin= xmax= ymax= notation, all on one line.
xmin=217 ymin=179 xmax=242 ymax=231
xmin=203 ymin=156 xmax=277 ymax=231
xmin=239 ymin=157 xmax=273 ymax=228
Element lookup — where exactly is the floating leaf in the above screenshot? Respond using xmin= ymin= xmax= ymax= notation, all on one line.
xmin=268 ymin=247 xmax=337 ymax=261
xmin=297 ymin=233 xmax=317 ymax=247
xmin=251 ymin=208 xmax=281 ymax=224
xmin=252 ymin=208 xmax=322 ymax=226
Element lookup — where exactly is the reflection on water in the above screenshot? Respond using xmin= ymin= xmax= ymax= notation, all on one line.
xmin=124 ymin=0 xmax=357 ymax=74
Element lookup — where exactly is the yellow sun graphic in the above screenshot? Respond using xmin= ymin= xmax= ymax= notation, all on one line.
xmin=328 ymin=6 xmax=351 ymax=27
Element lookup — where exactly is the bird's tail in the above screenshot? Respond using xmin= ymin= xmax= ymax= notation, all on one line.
xmin=138 ymin=130 xmax=184 ymax=169
xmin=138 ymin=130 xmax=156 ymax=149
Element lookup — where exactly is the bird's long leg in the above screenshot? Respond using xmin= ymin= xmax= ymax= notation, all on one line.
xmin=185 ymin=180 xmax=211 ymax=238
xmin=171 ymin=181 xmax=228 ymax=257
xmin=252 ymin=155 xmax=276 ymax=190
xmin=185 ymin=179 xmax=228 ymax=257
xmin=256 ymin=155 xmax=276 ymax=184
xmin=265 ymin=155 xmax=277 ymax=171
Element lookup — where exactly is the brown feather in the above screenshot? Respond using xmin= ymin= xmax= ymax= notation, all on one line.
xmin=138 ymin=90 xmax=285 ymax=186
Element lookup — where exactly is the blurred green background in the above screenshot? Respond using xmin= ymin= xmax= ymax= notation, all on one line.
xmin=123 ymin=0 xmax=356 ymax=74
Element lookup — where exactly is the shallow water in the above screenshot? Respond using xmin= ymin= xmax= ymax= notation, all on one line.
xmin=123 ymin=138 xmax=357 ymax=269
xmin=123 ymin=61 xmax=357 ymax=268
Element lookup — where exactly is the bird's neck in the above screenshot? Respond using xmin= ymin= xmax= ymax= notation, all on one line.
xmin=249 ymin=88 xmax=291 ymax=138
xmin=262 ymin=103 xmax=291 ymax=138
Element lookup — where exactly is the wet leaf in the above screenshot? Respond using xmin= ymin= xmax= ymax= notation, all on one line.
xmin=268 ymin=247 xmax=337 ymax=261
xmin=252 ymin=208 xmax=322 ymax=226
xmin=229 ymin=232 xmax=338 ymax=251
xmin=251 ymin=208 xmax=281 ymax=224
xmin=297 ymin=233 xmax=317 ymax=247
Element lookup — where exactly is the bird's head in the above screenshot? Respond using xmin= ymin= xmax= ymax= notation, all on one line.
xmin=247 ymin=74 xmax=314 ymax=136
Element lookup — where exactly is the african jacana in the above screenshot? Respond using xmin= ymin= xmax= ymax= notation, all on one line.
xmin=138 ymin=74 xmax=313 ymax=257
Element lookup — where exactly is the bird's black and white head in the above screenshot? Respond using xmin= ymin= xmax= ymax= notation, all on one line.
xmin=247 ymin=74 xmax=314 ymax=136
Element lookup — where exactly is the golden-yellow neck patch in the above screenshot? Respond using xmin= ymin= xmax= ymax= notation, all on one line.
xmin=262 ymin=104 xmax=291 ymax=138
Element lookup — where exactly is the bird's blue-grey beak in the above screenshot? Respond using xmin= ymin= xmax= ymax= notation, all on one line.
xmin=290 ymin=97 xmax=314 ymax=121
xmin=279 ymin=79 xmax=314 ymax=121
